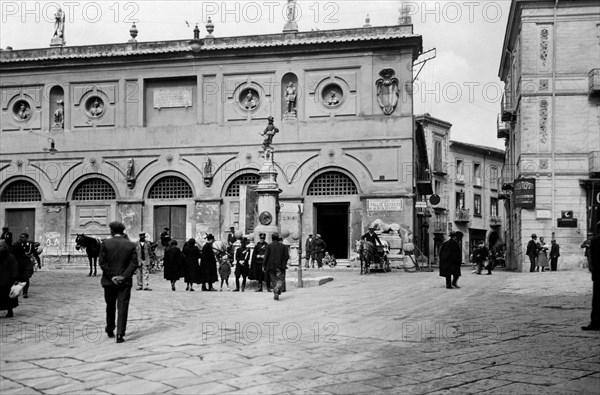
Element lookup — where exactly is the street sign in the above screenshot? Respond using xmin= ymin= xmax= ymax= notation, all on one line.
xmin=514 ymin=178 xmax=536 ymax=208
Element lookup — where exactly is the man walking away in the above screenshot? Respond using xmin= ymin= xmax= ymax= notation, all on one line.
xmin=550 ymin=239 xmax=560 ymax=272
xmin=473 ymin=241 xmax=489 ymax=275
xmin=263 ymin=233 xmax=289 ymax=300
xmin=439 ymin=231 xmax=463 ymax=289
xmin=99 ymin=221 xmax=138 ymax=343
xmin=526 ymin=233 xmax=539 ymax=272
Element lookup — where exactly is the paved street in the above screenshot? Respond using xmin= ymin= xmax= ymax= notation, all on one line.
xmin=1 ymin=267 xmax=599 ymax=395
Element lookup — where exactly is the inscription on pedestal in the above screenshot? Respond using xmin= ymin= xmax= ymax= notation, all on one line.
xmin=153 ymin=88 xmax=193 ymax=108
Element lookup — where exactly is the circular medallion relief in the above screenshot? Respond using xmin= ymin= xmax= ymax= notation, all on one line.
xmin=85 ymin=96 xmax=105 ymax=118
xmin=259 ymin=211 xmax=273 ymax=225
xmin=239 ymin=88 xmax=260 ymax=111
xmin=13 ymin=100 xmax=32 ymax=121
xmin=321 ymin=83 xmax=343 ymax=108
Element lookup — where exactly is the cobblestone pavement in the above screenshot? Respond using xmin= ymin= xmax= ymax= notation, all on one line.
xmin=1 ymin=268 xmax=599 ymax=395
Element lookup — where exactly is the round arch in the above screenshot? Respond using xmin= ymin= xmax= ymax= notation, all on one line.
xmin=67 ymin=173 xmax=120 ymax=201
xmin=0 ymin=176 xmax=44 ymax=202
xmin=220 ymin=169 xmax=260 ymax=198
xmin=487 ymin=229 xmax=501 ymax=249
xmin=144 ymin=171 xmax=195 ymax=200
xmin=302 ymin=166 xmax=362 ymax=196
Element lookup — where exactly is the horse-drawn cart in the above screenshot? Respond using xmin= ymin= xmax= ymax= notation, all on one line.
xmin=356 ymin=240 xmax=391 ymax=274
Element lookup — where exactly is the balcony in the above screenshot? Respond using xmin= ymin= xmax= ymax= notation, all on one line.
xmin=454 ymin=208 xmax=471 ymax=223
xmin=416 ymin=165 xmax=433 ymax=196
xmin=497 ymin=114 xmax=510 ymax=139
xmin=498 ymin=191 xmax=511 ymax=200
xmin=590 ymin=151 xmax=600 ymax=177
xmin=490 ymin=216 xmax=502 ymax=227
xmin=416 ymin=206 xmax=432 ymax=217
xmin=432 ymin=160 xmax=447 ymax=175
xmin=473 ymin=177 xmax=482 ymax=188
xmin=589 ymin=68 xmax=600 ymax=96
xmin=455 ymin=174 xmax=465 ymax=184
xmin=501 ymin=91 xmax=515 ymax=122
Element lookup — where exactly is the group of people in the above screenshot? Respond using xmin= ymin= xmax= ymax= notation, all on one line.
xmin=0 ymin=228 xmax=42 ymax=318
xmin=303 ymin=233 xmax=328 ymax=268
xmin=526 ymin=234 xmax=561 ymax=272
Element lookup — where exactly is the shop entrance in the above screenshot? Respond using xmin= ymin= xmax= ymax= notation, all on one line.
xmin=315 ymin=203 xmax=349 ymax=259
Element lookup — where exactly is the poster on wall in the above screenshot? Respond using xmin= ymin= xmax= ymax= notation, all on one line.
xmin=513 ymin=178 xmax=536 ymax=208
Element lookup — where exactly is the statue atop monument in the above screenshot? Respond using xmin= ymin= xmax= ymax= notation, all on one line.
xmin=50 ymin=7 xmax=66 ymax=46
xmin=260 ymin=116 xmax=279 ymax=153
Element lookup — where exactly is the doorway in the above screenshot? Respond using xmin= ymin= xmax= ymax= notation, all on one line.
xmin=5 ymin=209 xmax=35 ymax=240
xmin=154 ymin=206 xmax=186 ymax=246
xmin=315 ymin=203 xmax=349 ymax=259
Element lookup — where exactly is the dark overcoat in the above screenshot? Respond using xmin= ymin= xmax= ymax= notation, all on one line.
xmin=264 ymin=240 xmax=289 ymax=272
xmin=163 ymin=246 xmax=184 ymax=281
xmin=0 ymin=250 xmax=19 ymax=311
xmin=200 ymin=242 xmax=218 ymax=283
xmin=439 ymin=238 xmax=462 ymax=277
xmin=249 ymin=241 xmax=267 ymax=281
xmin=182 ymin=244 xmax=202 ymax=284
xmin=99 ymin=235 xmax=138 ymax=287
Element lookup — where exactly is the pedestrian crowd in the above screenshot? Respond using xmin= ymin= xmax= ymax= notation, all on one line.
xmin=526 ymin=233 xmax=561 ymax=272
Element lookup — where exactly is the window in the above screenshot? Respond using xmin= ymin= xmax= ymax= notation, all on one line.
xmin=455 ymin=191 xmax=465 ymax=210
xmin=72 ymin=179 xmax=116 ymax=200
xmin=148 ymin=176 xmax=192 ymax=199
xmin=225 ymin=174 xmax=260 ymax=197
xmin=433 ymin=140 xmax=443 ymax=172
xmin=474 ymin=194 xmax=482 ymax=216
xmin=308 ymin=171 xmax=358 ymax=196
xmin=491 ymin=197 xmax=498 ymax=217
xmin=473 ymin=163 xmax=482 ymax=187
xmin=434 ymin=180 xmax=441 ymax=194
xmin=490 ymin=166 xmax=498 ymax=190
xmin=456 ymin=159 xmax=464 ymax=183
xmin=1 ymin=180 xmax=42 ymax=202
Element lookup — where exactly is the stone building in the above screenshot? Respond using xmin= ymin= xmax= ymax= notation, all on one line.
xmin=0 ymin=13 xmax=430 ymax=263
xmin=416 ymin=114 xmax=505 ymax=266
xmin=498 ymin=0 xmax=600 ymax=271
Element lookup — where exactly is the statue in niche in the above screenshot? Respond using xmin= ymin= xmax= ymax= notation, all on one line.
xmin=17 ymin=103 xmax=31 ymax=120
xmin=53 ymin=8 xmax=65 ymax=39
xmin=244 ymin=90 xmax=257 ymax=110
xmin=126 ymin=158 xmax=136 ymax=189
xmin=327 ymin=91 xmax=339 ymax=106
xmin=260 ymin=116 xmax=279 ymax=151
xmin=90 ymin=99 xmax=103 ymax=116
xmin=203 ymin=156 xmax=214 ymax=187
xmin=284 ymin=82 xmax=297 ymax=114
xmin=53 ymin=99 xmax=64 ymax=128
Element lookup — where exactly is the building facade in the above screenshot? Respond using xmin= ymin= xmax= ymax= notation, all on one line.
xmin=498 ymin=0 xmax=600 ymax=271
xmin=417 ymin=114 xmax=505 ymax=265
xmin=0 ymin=17 xmax=429 ymax=262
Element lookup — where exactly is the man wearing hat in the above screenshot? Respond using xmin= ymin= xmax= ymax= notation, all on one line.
xmin=361 ymin=226 xmax=383 ymax=246
xmin=583 ymin=225 xmax=600 ymax=331
xmin=199 ymin=234 xmax=218 ymax=291
xmin=263 ymin=233 xmax=289 ymax=300
xmin=234 ymin=238 xmax=250 ymax=292
xmin=135 ymin=233 xmax=152 ymax=291
xmin=312 ymin=234 xmax=327 ymax=269
xmin=160 ymin=228 xmax=171 ymax=249
xmin=250 ymin=233 xmax=268 ymax=291
xmin=1 ymin=227 xmax=13 ymax=247
xmin=439 ymin=231 xmax=463 ymax=289
xmin=99 ymin=221 xmax=138 ymax=343
xmin=304 ymin=234 xmax=314 ymax=269
xmin=526 ymin=233 xmax=539 ymax=272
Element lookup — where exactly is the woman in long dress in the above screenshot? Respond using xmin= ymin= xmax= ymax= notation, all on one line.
xmin=182 ymin=239 xmax=201 ymax=291
xmin=199 ymin=235 xmax=218 ymax=291
xmin=536 ymin=237 xmax=550 ymax=272
xmin=163 ymin=240 xmax=184 ymax=290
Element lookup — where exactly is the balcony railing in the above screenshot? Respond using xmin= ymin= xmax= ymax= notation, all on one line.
xmin=589 ymin=68 xmax=600 ymax=96
xmin=501 ymin=91 xmax=515 ymax=122
xmin=590 ymin=151 xmax=600 ymax=177
xmin=497 ymin=114 xmax=510 ymax=139
xmin=454 ymin=208 xmax=471 ymax=223
xmin=490 ymin=216 xmax=502 ymax=227
xmin=432 ymin=161 xmax=447 ymax=175
xmin=455 ymin=174 xmax=465 ymax=184
xmin=416 ymin=164 xmax=433 ymax=196
xmin=473 ymin=177 xmax=482 ymax=187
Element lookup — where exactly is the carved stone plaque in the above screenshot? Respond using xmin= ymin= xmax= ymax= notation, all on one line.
xmin=153 ymin=87 xmax=193 ymax=108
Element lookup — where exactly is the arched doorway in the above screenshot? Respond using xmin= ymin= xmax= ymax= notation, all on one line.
xmin=1 ymin=179 xmax=42 ymax=240
xmin=148 ymin=175 xmax=193 ymax=246
xmin=307 ymin=171 xmax=359 ymax=259
xmin=70 ymin=177 xmax=117 ymax=241
xmin=223 ymin=173 xmax=260 ymax=236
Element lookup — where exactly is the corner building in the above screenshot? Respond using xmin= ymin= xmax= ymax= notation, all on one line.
xmin=0 ymin=22 xmax=426 ymax=262
xmin=498 ymin=0 xmax=600 ymax=270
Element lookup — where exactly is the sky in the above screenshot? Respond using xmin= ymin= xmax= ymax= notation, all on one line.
xmin=0 ymin=0 xmax=510 ymax=149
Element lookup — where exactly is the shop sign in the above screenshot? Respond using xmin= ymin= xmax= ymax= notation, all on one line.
xmin=514 ymin=178 xmax=535 ymax=208
xmin=367 ymin=199 xmax=404 ymax=211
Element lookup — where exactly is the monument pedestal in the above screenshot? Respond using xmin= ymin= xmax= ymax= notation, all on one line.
xmin=253 ymin=148 xmax=281 ymax=242
xmin=50 ymin=37 xmax=65 ymax=46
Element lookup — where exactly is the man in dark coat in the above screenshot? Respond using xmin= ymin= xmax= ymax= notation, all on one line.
xmin=263 ymin=233 xmax=289 ymax=300
xmin=304 ymin=234 xmax=314 ymax=268
xmin=234 ymin=238 xmax=251 ymax=292
xmin=361 ymin=227 xmax=382 ymax=245
xmin=526 ymin=233 xmax=539 ymax=272
xmin=160 ymin=227 xmax=171 ymax=248
xmin=582 ymin=228 xmax=600 ymax=331
xmin=200 ymin=234 xmax=218 ymax=291
xmin=312 ymin=234 xmax=327 ymax=269
xmin=1 ymin=227 xmax=13 ymax=247
xmin=164 ymin=239 xmax=184 ymax=291
xmin=99 ymin=221 xmax=138 ymax=343
xmin=439 ymin=231 xmax=463 ymax=289
xmin=182 ymin=238 xmax=202 ymax=291
xmin=11 ymin=233 xmax=37 ymax=298
xmin=0 ymin=239 xmax=19 ymax=318
xmin=250 ymin=233 xmax=268 ymax=292
xmin=473 ymin=241 xmax=490 ymax=275
xmin=549 ymin=239 xmax=560 ymax=272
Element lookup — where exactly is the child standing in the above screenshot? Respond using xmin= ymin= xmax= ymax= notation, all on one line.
xmin=218 ymin=255 xmax=232 ymax=291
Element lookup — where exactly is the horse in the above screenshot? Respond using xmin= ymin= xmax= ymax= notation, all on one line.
xmin=355 ymin=239 xmax=375 ymax=275
xmin=75 ymin=234 xmax=102 ymax=276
